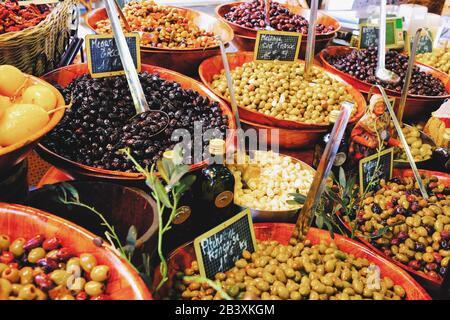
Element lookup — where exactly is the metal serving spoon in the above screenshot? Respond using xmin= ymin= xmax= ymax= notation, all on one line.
xmin=375 ymin=0 xmax=400 ymax=84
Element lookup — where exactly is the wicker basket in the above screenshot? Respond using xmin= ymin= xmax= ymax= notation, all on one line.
xmin=0 ymin=0 xmax=77 ymax=76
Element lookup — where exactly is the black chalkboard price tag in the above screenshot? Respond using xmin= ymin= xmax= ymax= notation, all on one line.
xmin=359 ymin=148 xmax=394 ymax=194
xmin=254 ymin=30 xmax=301 ymax=63
xmin=194 ymin=209 xmax=257 ymax=279
xmin=86 ymin=33 xmax=141 ymax=79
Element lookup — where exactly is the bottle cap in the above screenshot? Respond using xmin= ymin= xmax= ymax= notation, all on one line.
xmin=209 ymin=139 xmax=226 ymax=155
xmin=163 ymin=150 xmax=174 ymax=160
xmin=328 ymin=110 xmax=340 ymax=123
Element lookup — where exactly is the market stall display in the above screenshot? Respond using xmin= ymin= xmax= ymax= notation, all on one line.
xmin=0 ymin=203 xmax=151 ymax=300
xmin=1 ymin=0 xmax=450 ymax=302
xmin=86 ymin=1 xmax=234 ymax=74
xmin=157 ymin=224 xmax=431 ymax=300
xmin=216 ymin=1 xmax=339 ymax=58
xmin=36 ymin=63 xmax=235 ymax=181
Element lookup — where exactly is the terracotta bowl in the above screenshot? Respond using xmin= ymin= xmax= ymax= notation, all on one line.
xmin=319 ymin=46 xmax=450 ymax=120
xmin=0 ymin=75 xmax=65 ymax=176
xmin=198 ymin=51 xmax=366 ymax=130
xmin=216 ymin=2 xmax=340 ymax=38
xmin=0 ymin=203 xmax=152 ymax=300
xmin=24 ymin=181 xmax=159 ymax=258
xmin=154 ymin=223 xmax=430 ymax=300
xmin=241 ymin=118 xmax=326 ymax=149
xmin=36 ymin=63 xmax=236 ymax=182
xmin=85 ymin=7 xmax=234 ymax=75
xmin=337 ymin=169 xmax=450 ymax=288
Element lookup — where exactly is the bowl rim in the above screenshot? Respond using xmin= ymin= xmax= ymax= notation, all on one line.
xmin=0 ymin=76 xmax=66 ymax=157
xmin=336 ymin=169 xmax=450 ymax=287
xmin=215 ymin=1 xmax=341 ymax=38
xmin=198 ymin=50 xmax=367 ymax=130
xmin=36 ymin=63 xmax=236 ymax=180
xmin=319 ymin=46 xmax=450 ymax=100
xmin=0 ymin=202 xmax=153 ymax=300
xmin=85 ymin=6 xmax=234 ymax=52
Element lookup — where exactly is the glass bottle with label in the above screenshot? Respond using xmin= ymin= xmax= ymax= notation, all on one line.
xmin=197 ymin=139 xmax=236 ymax=228
xmin=313 ymin=110 xmax=351 ymax=179
xmin=161 ymin=150 xmax=196 ymax=253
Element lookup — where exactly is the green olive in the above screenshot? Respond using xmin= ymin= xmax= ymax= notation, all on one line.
xmin=27 ymin=247 xmax=46 ymax=263
xmin=18 ymin=284 xmax=37 ymax=300
xmin=90 ymin=265 xmax=110 ymax=282
xmin=0 ymin=278 xmax=12 ymax=297
xmin=80 ymin=254 xmax=97 ymax=273
xmin=0 ymin=263 xmax=7 ymax=275
xmin=9 ymin=238 xmax=26 ymax=257
xmin=84 ymin=281 xmax=105 ymax=296
xmin=58 ymin=294 xmax=75 ymax=300
xmin=1 ymin=267 xmax=20 ymax=283
xmin=0 ymin=235 xmax=10 ymax=251
xmin=50 ymin=270 xmax=70 ymax=286
xmin=19 ymin=267 xmax=34 ymax=285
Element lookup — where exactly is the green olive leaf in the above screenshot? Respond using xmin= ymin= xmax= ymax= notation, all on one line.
xmin=157 ymin=159 xmax=170 ymax=184
xmin=154 ymin=178 xmax=173 ymax=209
xmin=339 ymin=167 xmax=346 ymax=189
xmin=126 ymin=225 xmax=138 ymax=247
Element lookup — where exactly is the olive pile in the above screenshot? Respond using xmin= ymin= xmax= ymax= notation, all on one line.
xmin=417 ymin=48 xmax=450 ymax=76
xmin=43 ymin=73 xmax=228 ymax=172
xmin=211 ymin=61 xmax=356 ymax=124
xmin=395 ymin=125 xmax=433 ymax=162
xmin=174 ymin=240 xmax=406 ymax=300
xmin=0 ymin=234 xmax=110 ymax=300
xmin=347 ymin=176 xmax=450 ymax=280
xmin=325 ymin=47 xmax=447 ymax=96
xmin=224 ymin=0 xmax=334 ymax=34
xmin=95 ymin=0 xmax=218 ymax=49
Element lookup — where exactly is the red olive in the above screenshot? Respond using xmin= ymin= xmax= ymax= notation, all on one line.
xmin=441 ymin=230 xmax=450 ymax=240
xmin=56 ymin=247 xmax=74 ymax=262
xmin=34 ymin=273 xmax=54 ymax=291
xmin=23 ymin=234 xmax=45 ymax=251
xmin=42 ymin=237 xmax=61 ymax=251
xmin=76 ymin=292 xmax=88 ymax=300
xmin=0 ymin=251 xmax=14 ymax=264
xmin=408 ymin=260 xmax=421 ymax=270
xmin=425 ymin=263 xmax=438 ymax=271
xmin=90 ymin=294 xmax=110 ymax=300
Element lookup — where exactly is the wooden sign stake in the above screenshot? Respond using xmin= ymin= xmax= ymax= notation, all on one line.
xmin=376 ymin=85 xmax=429 ymax=199
xmin=104 ymin=0 xmax=149 ymax=114
xmin=290 ymin=101 xmax=354 ymax=244
xmin=304 ymin=0 xmax=318 ymax=78
xmin=397 ymin=28 xmax=423 ymax=122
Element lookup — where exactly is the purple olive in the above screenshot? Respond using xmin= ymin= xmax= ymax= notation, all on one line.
xmin=23 ymin=234 xmax=45 ymax=251
xmin=37 ymin=258 xmax=58 ymax=273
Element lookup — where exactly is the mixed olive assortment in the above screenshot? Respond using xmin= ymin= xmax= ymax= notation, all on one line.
xmin=325 ymin=47 xmax=447 ymax=96
xmin=417 ymin=47 xmax=450 ymax=76
xmin=211 ymin=61 xmax=356 ymax=124
xmin=0 ymin=234 xmax=110 ymax=300
xmin=174 ymin=240 xmax=406 ymax=300
xmin=43 ymin=73 xmax=228 ymax=172
xmin=224 ymin=0 xmax=334 ymax=34
xmin=395 ymin=125 xmax=433 ymax=162
xmin=347 ymin=176 xmax=450 ymax=280
xmin=94 ymin=0 xmax=218 ymax=49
